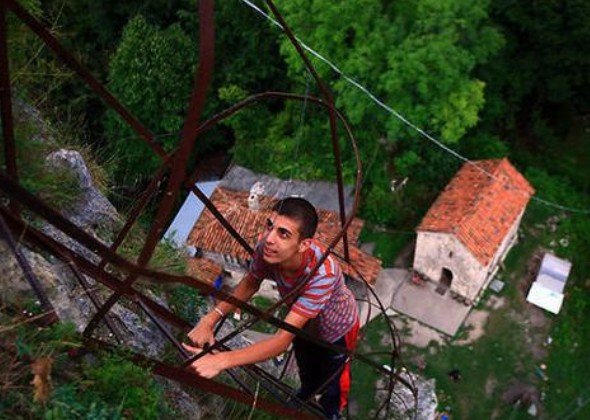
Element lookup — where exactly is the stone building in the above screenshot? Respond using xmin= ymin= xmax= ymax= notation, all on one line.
xmin=412 ymin=158 xmax=535 ymax=304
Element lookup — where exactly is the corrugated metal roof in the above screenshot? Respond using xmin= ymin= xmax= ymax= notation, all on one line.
xmin=220 ymin=165 xmax=354 ymax=213
xmin=526 ymin=282 xmax=564 ymax=315
xmin=536 ymin=273 xmax=566 ymax=294
xmin=538 ymin=252 xmax=572 ymax=282
xmin=527 ymin=253 xmax=572 ymax=314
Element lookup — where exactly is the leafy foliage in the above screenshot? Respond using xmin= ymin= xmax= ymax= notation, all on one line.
xmin=1 ymin=115 xmax=82 ymax=211
xmin=0 ymin=309 xmax=171 ymax=419
xmin=167 ymin=283 xmax=208 ymax=326
xmin=226 ymin=0 xmax=504 ymax=227
xmin=105 ymin=15 xmax=197 ymax=185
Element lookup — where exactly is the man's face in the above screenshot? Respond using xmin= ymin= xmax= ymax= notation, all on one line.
xmin=260 ymin=212 xmax=308 ymax=265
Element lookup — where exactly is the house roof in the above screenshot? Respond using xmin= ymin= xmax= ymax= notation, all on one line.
xmin=164 ymin=180 xmax=219 ymax=246
xmin=417 ymin=158 xmax=535 ymax=266
xmin=187 ymin=186 xmax=382 ymax=284
xmin=187 ymin=256 xmax=223 ymax=285
xmin=220 ymin=165 xmax=355 ymax=213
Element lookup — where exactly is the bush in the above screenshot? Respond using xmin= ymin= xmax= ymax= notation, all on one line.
xmin=0 ymin=307 xmax=172 ymax=419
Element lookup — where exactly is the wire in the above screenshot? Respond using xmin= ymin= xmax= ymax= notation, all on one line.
xmin=240 ymin=0 xmax=590 ymax=215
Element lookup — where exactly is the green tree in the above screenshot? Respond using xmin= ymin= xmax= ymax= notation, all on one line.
xmin=475 ymin=0 xmax=590 ymax=192
xmin=234 ymin=0 xmax=503 ymax=225
xmin=278 ymin=0 xmax=502 ymax=160
xmin=105 ymin=15 xmax=197 ymax=185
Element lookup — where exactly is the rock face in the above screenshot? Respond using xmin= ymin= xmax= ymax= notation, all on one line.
xmin=44 ymin=149 xmax=121 ymax=253
xmin=1 ymin=149 xmax=282 ymax=418
xmin=46 ymin=149 xmax=120 ymax=232
xmin=374 ymin=371 xmax=438 ymax=420
xmin=2 ymin=148 xmax=165 ymax=355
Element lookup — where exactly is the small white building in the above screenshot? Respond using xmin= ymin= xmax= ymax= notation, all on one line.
xmin=526 ymin=253 xmax=571 ymax=314
xmin=413 ymin=158 xmax=535 ymax=305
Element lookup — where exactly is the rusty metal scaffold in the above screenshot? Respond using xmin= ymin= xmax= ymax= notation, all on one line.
xmin=0 ymin=0 xmax=417 ymax=418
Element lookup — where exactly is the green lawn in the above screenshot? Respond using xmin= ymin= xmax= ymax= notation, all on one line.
xmin=351 ymin=204 xmax=590 ymax=419
xmin=358 ymin=228 xmax=414 ymax=267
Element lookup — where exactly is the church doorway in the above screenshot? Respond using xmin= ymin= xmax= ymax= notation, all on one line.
xmin=436 ymin=267 xmax=453 ymax=295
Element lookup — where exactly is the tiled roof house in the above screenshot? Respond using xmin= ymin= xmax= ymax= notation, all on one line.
xmin=412 ymin=158 xmax=535 ymax=304
xmin=185 ymin=167 xmax=382 ymax=285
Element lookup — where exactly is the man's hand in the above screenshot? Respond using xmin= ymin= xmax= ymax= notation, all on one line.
xmin=187 ymin=313 xmax=217 ymax=348
xmin=182 ymin=343 xmax=229 ymax=379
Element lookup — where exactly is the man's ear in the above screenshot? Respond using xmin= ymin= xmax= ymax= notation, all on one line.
xmin=298 ymin=238 xmax=312 ymax=253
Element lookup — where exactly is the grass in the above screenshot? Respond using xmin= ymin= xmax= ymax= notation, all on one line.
xmin=0 ymin=305 xmax=173 ymax=419
xmin=358 ymin=228 xmax=413 ymax=267
xmin=249 ymin=296 xmax=278 ymax=334
xmin=350 ymin=316 xmax=399 ymax=418
xmin=350 ymin=198 xmax=590 ymax=419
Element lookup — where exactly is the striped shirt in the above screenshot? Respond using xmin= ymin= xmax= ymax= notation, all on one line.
xmin=249 ymin=239 xmax=358 ymax=343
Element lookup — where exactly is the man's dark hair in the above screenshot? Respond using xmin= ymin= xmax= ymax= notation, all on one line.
xmin=272 ymin=197 xmax=318 ymax=240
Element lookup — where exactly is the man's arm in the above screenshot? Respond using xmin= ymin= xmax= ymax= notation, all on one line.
xmin=183 ymin=310 xmax=310 ymax=379
xmin=187 ymin=273 xmax=261 ymax=347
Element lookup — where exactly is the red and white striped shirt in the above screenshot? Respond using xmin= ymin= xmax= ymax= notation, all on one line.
xmin=249 ymin=239 xmax=358 ymax=343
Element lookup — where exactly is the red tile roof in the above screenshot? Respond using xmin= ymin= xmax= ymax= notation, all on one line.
xmin=187 ymin=187 xmax=382 ymax=284
xmin=187 ymin=256 xmax=222 ymax=284
xmin=418 ymin=158 xmax=535 ymax=266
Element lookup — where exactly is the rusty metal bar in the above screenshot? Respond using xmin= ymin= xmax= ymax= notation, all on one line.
xmin=0 ymin=212 xmax=55 ymax=317
xmin=0 ymin=0 xmax=19 ymax=215
xmin=88 ymin=161 xmax=169 ymax=336
xmin=265 ymin=0 xmax=350 ymax=262
xmin=137 ymin=297 xmax=194 ymax=359
xmin=189 ymin=183 xmax=254 ymax=254
xmin=137 ymin=298 xmax=258 ymax=397
xmin=97 ymin=162 xmax=170 ymax=272
xmin=4 ymin=0 xmax=165 ymax=158
xmin=88 ymin=0 xmax=216 ymax=337
xmin=67 ymin=260 xmax=123 ymax=344
xmin=137 ymin=0 xmax=215 ymax=269
xmin=0 ymin=171 xmax=142 ymax=275
xmin=83 ymin=337 xmax=315 ymax=419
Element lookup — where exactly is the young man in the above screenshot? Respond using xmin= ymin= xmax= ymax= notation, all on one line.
xmin=184 ymin=197 xmax=359 ymax=419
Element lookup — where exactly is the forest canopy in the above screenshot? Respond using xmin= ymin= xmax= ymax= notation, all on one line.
xmin=3 ymin=1 xmax=590 ymax=419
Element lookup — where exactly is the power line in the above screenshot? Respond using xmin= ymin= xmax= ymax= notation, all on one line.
xmin=240 ymin=0 xmax=590 ymax=215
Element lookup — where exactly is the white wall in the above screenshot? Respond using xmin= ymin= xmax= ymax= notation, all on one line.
xmin=414 ymin=209 xmax=526 ymax=303
xmin=413 ymin=232 xmax=486 ymax=302
xmin=486 ymin=209 xmax=525 ymax=280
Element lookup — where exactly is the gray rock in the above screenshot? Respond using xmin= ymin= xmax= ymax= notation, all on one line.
xmin=45 ymin=149 xmax=121 ymax=232
xmin=374 ymin=371 xmax=438 ymax=420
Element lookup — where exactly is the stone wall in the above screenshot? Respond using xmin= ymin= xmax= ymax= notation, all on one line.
xmin=413 ymin=232 xmax=486 ymax=302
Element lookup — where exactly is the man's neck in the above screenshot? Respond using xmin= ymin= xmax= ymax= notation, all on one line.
xmin=279 ymin=252 xmax=304 ymax=277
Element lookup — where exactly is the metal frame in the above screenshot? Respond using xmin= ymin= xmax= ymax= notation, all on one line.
xmin=0 ymin=0 xmax=417 ymax=417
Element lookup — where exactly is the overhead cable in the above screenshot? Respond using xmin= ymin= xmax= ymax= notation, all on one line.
xmin=240 ymin=0 xmax=590 ymax=215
